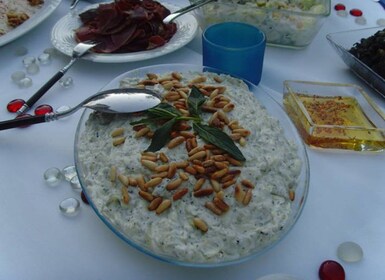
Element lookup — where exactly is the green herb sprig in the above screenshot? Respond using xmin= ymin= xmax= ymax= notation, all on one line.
xmin=130 ymin=85 xmax=245 ymax=161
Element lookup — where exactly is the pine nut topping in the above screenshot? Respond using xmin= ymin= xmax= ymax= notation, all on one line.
xmin=179 ymin=171 xmax=189 ymax=181
xmin=121 ymin=187 xmax=130 ymax=204
xmin=193 ymin=178 xmax=206 ymax=191
xmin=242 ymin=189 xmax=252 ymax=205
xmin=241 ymin=179 xmax=254 ymax=189
xmin=167 ymin=136 xmax=185 ymax=149
xmin=156 ymin=199 xmax=172 ymax=215
xmin=118 ymin=174 xmax=129 ymax=186
xmin=109 ymin=166 xmax=117 ymax=182
xmin=193 ymin=188 xmax=213 ymax=197
xmin=289 ymin=189 xmax=295 ymax=201
xmin=193 ymin=218 xmax=208 ymax=233
xmin=167 ymin=163 xmax=177 ymax=179
xmin=135 ymin=127 xmax=150 ymax=138
xmin=234 ymin=184 xmax=246 ymax=203
xmin=213 ymin=197 xmax=230 ymax=212
xmin=173 ymin=188 xmax=188 ymax=201
xmin=159 ymin=152 xmax=169 ymax=163
xmin=144 ymin=177 xmax=162 ymax=189
xmin=139 ymin=190 xmax=154 ymax=202
xmin=112 ymin=137 xmax=126 ymax=146
xmin=141 ymin=159 xmax=157 ymax=171
xmin=111 ymin=127 xmax=124 ymax=137
xmin=204 ymin=201 xmax=222 ymax=215
xmin=166 ymin=178 xmax=183 ymax=191
xmin=155 ymin=164 xmax=169 ymax=172
xmin=148 ymin=197 xmax=163 ymax=211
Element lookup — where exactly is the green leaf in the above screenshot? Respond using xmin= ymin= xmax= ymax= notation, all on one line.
xmin=146 ymin=118 xmax=178 ymax=152
xmin=148 ymin=103 xmax=181 ymax=119
xmin=130 ymin=117 xmax=161 ymax=126
xmin=193 ymin=123 xmax=246 ymax=161
xmin=187 ymin=86 xmax=206 ymax=117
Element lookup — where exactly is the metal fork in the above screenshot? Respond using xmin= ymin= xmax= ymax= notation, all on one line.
xmin=163 ymin=0 xmax=216 ymax=24
xmin=69 ymin=0 xmax=81 ymax=10
xmin=17 ymin=41 xmax=99 ymax=115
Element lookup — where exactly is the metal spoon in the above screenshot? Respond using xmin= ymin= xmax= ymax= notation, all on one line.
xmin=0 ymin=88 xmax=161 ymax=131
xmin=163 ymin=0 xmax=216 ymax=24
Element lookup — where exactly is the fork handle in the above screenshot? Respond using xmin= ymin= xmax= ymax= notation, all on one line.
xmin=17 ymin=71 xmax=65 ymax=115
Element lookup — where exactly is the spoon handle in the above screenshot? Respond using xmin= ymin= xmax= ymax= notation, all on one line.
xmin=0 ymin=115 xmax=47 ymax=131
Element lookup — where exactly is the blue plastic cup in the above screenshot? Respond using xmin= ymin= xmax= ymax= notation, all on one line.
xmin=202 ymin=22 xmax=266 ymax=85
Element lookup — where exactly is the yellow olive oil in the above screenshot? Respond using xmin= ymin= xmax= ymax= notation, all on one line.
xmin=284 ymin=93 xmax=385 ymax=151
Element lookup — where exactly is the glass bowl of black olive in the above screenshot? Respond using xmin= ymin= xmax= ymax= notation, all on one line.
xmin=327 ymin=26 xmax=385 ymax=99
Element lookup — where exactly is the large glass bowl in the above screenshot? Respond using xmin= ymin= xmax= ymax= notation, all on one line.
xmin=327 ymin=27 xmax=385 ymax=99
xmin=190 ymin=0 xmax=330 ymax=48
xmin=74 ymin=64 xmax=310 ymax=267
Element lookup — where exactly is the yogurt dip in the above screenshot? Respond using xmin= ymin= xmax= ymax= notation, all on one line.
xmin=77 ymin=70 xmax=302 ymax=263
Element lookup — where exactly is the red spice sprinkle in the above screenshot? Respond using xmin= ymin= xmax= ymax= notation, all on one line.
xmin=319 ymin=260 xmax=345 ymax=280
xmin=34 ymin=104 xmax=53 ymax=115
xmin=334 ymin=3 xmax=346 ymax=11
xmin=350 ymin=8 xmax=363 ymax=17
xmin=7 ymin=99 xmax=25 ymax=113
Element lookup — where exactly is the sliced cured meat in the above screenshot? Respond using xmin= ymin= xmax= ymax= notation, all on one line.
xmin=74 ymin=0 xmax=177 ymax=54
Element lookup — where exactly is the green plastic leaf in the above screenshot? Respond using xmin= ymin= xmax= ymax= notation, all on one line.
xmin=187 ymin=86 xmax=206 ymax=117
xmin=146 ymin=118 xmax=178 ymax=152
xmin=193 ymin=123 xmax=246 ymax=161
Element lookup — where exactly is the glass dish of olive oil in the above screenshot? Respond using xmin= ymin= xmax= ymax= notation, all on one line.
xmin=283 ymin=80 xmax=385 ymax=152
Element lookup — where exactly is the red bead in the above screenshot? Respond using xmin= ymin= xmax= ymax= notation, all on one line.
xmin=350 ymin=8 xmax=363 ymax=17
xmin=334 ymin=3 xmax=346 ymax=11
xmin=81 ymin=191 xmax=89 ymax=205
xmin=34 ymin=104 xmax=53 ymax=115
xmin=7 ymin=99 xmax=25 ymax=113
xmin=319 ymin=260 xmax=345 ymax=280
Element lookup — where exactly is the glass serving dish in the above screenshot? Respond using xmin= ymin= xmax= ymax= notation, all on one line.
xmin=327 ymin=27 xmax=385 ymax=99
xmin=283 ymin=80 xmax=385 ymax=152
xmin=190 ymin=0 xmax=330 ymax=48
xmin=74 ymin=64 xmax=309 ymax=267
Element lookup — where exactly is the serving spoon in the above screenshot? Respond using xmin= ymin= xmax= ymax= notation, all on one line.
xmin=0 ymin=88 xmax=161 ymax=131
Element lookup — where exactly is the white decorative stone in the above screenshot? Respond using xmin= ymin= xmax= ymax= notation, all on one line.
xmin=355 ymin=16 xmax=367 ymax=25
xmin=43 ymin=47 xmax=57 ymax=56
xmin=337 ymin=241 xmax=363 ymax=263
xmin=377 ymin=18 xmax=385 ymax=26
xmin=26 ymin=63 xmax=40 ymax=75
xmin=14 ymin=46 xmax=28 ymax=56
xmin=59 ymin=76 xmax=74 ymax=88
xmin=11 ymin=71 xmax=26 ymax=83
xmin=18 ymin=77 xmax=33 ymax=88
xmin=38 ymin=53 xmax=51 ymax=65
xmin=22 ymin=56 xmax=36 ymax=67
xmin=56 ymin=105 xmax=71 ymax=114
xmin=59 ymin=197 xmax=80 ymax=216
xmin=70 ymin=175 xmax=82 ymax=191
xmin=62 ymin=165 xmax=77 ymax=181
xmin=44 ymin=167 xmax=62 ymax=187
xmin=336 ymin=10 xmax=348 ymax=17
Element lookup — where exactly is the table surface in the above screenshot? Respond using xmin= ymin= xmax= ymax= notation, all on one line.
xmin=1 ymin=0 xmax=385 ymax=279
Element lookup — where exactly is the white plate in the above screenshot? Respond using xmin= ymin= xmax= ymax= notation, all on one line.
xmin=0 ymin=0 xmax=62 ymax=47
xmin=51 ymin=2 xmax=198 ymax=63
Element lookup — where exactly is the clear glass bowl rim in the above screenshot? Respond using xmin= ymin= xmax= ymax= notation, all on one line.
xmin=74 ymin=63 xmax=310 ymax=267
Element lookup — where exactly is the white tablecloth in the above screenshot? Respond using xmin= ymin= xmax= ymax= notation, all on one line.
xmin=1 ymin=0 xmax=384 ymax=279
